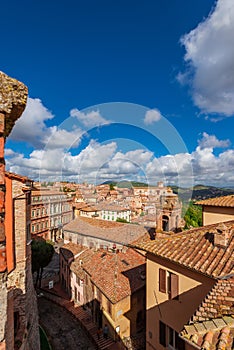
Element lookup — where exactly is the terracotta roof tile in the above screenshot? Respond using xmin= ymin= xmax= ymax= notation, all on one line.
xmin=196 ymin=195 xmax=234 ymax=208
xmin=181 ymin=318 xmax=234 ymax=349
xmin=60 ymin=243 xmax=86 ymax=261
xmin=64 ymin=216 xmax=147 ymax=246
xmin=5 ymin=171 xmax=33 ymax=183
xmin=71 ymin=247 xmax=146 ymax=303
xmin=133 ymin=221 xmax=234 ymax=278
xmin=192 ymin=277 xmax=234 ymax=322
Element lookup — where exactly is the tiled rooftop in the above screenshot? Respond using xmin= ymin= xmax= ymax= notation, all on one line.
xmin=95 ymin=203 xmax=129 ymax=211
xmin=60 ymin=242 xmax=86 ymax=261
xmin=5 ymin=171 xmax=32 ymax=183
xmin=196 ymin=195 xmax=234 ymax=208
xmin=64 ymin=216 xmax=147 ymax=245
xmin=133 ymin=221 xmax=234 ymax=278
xmin=192 ymin=276 xmax=234 ymax=322
xmin=181 ymin=275 xmax=234 ymax=349
xmin=181 ymin=316 xmax=234 ymax=350
xmin=71 ymin=247 xmax=146 ymax=303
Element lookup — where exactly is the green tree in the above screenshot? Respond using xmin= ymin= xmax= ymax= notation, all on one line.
xmin=31 ymin=240 xmax=55 ymax=287
xmin=116 ymin=218 xmax=128 ymax=223
xmin=184 ymin=202 xmax=202 ymax=229
xmin=109 ymin=183 xmax=115 ymax=191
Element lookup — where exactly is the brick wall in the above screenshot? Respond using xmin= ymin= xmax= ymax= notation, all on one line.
xmin=6 ymin=179 xmax=40 ymax=349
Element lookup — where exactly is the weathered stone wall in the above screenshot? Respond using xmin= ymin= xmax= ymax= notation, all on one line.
xmin=0 ymin=72 xmax=40 ymax=349
xmin=0 ymin=71 xmax=27 ymax=348
xmin=0 ymin=71 xmax=28 ymax=137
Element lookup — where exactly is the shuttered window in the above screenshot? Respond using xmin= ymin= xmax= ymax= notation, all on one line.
xmin=159 ymin=268 xmax=179 ymax=299
xmin=159 ymin=268 xmax=166 ymax=293
xmin=170 ymin=273 xmax=179 ymax=300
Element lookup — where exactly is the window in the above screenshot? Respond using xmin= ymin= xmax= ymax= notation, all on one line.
xmin=159 ymin=268 xmax=179 ymax=300
xmin=159 ymin=321 xmax=166 ymax=346
xmin=168 ymin=272 xmax=179 ymax=300
xmin=159 ymin=322 xmax=185 ymax=350
xmin=159 ymin=268 xmax=166 ymax=293
xmin=168 ymin=327 xmax=185 ymax=350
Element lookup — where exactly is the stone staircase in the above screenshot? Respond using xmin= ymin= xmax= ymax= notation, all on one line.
xmin=40 ymin=289 xmax=120 ymax=349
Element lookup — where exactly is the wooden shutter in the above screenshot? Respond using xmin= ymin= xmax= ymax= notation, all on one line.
xmin=159 ymin=268 xmax=166 ymax=293
xmin=170 ymin=273 xmax=179 ymax=299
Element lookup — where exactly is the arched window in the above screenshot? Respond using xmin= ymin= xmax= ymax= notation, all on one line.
xmin=162 ymin=215 xmax=169 ymax=232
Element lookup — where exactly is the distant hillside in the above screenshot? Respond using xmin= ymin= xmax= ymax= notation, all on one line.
xmin=101 ymin=181 xmax=234 ymax=202
xmin=101 ymin=181 xmax=148 ymax=188
xmin=171 ymin=185 xmax=234 ymax=203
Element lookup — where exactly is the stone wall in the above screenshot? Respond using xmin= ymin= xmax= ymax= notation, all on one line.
xmin=0 ymin=72 xmax=40 ymax=349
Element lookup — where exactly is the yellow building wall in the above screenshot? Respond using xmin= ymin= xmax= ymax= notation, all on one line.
xmin=101 ymin=287 xmax=145 ymax=341
xmin=146 ymin=255 xmax=215 ymax=350
xmin=202 ymin=206 xmax=234 ymax=225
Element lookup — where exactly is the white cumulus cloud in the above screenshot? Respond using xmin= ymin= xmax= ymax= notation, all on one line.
xmin=9 ymin=97 xmax=54 ymax=147
xmin=70 ymin=108 xmax=110 ymax=128
xmin=179 ymin=0 xmax=234 ymax=118
xmin=144 ymin=109 xmax=162 ymax=125
xmin=198 ymin=132 xmax=230 ymax=149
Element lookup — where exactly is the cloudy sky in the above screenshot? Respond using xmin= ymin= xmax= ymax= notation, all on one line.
xmin=2 ymin=0 xmax=234 ymax=187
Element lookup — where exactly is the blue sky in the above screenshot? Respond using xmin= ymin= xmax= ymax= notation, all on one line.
xmin=2 ymin=0 xmax=234 ymax=187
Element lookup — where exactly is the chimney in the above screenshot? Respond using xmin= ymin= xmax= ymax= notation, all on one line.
xmin=213 ymin=223 xmax=229 ymax=248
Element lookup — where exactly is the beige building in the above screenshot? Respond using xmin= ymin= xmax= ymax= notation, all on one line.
xmin=31 ymin=188 xmax=73 ymax=241
xmin=134 ymin=220 xmax=234 ymax=350
xmin=60 ymin=243 xmax=146 ymax=349
xmin=196 ymin=195 xmax=234 ymax=225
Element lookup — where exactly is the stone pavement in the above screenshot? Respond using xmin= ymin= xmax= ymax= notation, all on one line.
xmin=40 ymin=286 xmax=126 ymax=350
xmin=38 ymin=297 xmax=95 ymax=350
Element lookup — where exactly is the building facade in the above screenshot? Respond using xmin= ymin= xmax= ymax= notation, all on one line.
xmin=196 ymin=195 xmax=234 ymax=225
xmin=134 ymin=221 xmax=234 ymax=350
xmin=60 ymin=243 xmax=146 ymax=349
xmin=31 ymin=189 xmax=73 ymax=241
xmin=4 ymin=173 xmax=40 ymax=350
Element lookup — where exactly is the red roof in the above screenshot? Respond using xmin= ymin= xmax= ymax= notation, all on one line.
xmin=196 ymin=195 xmax=234 ymax=208
xmin=71 ymin=247 xmax=146 ymax=303
xmin=64 ymin=216 xmax=147 ymax=245
xmin=133 ymin=221 xmax=234 ymax=278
